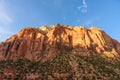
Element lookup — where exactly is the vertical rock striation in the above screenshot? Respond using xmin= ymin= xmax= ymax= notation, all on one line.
xmin=0 ymin=24 xmax=120 ymax=61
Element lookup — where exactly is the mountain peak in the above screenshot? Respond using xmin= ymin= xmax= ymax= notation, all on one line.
xmin=0 ymin=24 xmax=120 ymax=61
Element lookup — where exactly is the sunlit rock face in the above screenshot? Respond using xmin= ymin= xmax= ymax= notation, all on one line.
xmin=0 ymin=24 xmax=120 ymax=61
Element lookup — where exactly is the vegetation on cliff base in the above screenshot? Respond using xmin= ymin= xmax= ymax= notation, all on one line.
xmin=0 ymin=52 xmax=120 ymax=80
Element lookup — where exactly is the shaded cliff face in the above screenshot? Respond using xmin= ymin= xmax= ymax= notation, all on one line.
xmin=0 ymin=24 xmax=120 ymax=61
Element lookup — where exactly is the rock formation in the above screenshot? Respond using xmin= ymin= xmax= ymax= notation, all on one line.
xmin=0 ymin=24 xmax=120 ymax=61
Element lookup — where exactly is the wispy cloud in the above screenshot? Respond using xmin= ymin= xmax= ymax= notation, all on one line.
xmin=0 ymin=0 xmax=13 ymax=25
xmin=77 ymin=19 xmax=81 ymax=22
xmin=0 ymin=27 xmax=12 ymax=34
xmin=77 ymin=0 xmax=87 ymax=13
xmin=84 ymin=17 xmax=101 ymax=26
xmin=0 ymin=12 xmax=13 ymax=25
xmin=0 ymin=0 xmax=13 ymax=42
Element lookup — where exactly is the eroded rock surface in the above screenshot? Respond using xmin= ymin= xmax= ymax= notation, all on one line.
xmin=0 ymin=24 xmax=120 ymax=61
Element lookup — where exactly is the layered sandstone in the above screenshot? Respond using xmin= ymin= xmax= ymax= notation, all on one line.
xmin=0 ymin=24 xmax=120 ymax=61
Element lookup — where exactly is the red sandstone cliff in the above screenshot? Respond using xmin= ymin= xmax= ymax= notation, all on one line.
xmin=0 ymin=24 xmax=120 ymax=61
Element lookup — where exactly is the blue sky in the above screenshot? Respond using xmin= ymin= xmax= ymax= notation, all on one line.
xmin=0 ymin=0 xmax=120 ymax=42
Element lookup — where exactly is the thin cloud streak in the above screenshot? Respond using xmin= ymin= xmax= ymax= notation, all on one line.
xmin=0 ymin=0 xmax=13 ymax=42
xmin=0 ymin=12 xmax=13 ymax=24
xmin=0 ymin=27 xmax=12 ymax=34
xmin=0 ymin=0 xmax=13 ymax=25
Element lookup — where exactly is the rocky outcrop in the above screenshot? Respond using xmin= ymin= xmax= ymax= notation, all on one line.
xmin=0 ymin=24 xmax=120 ymax=61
